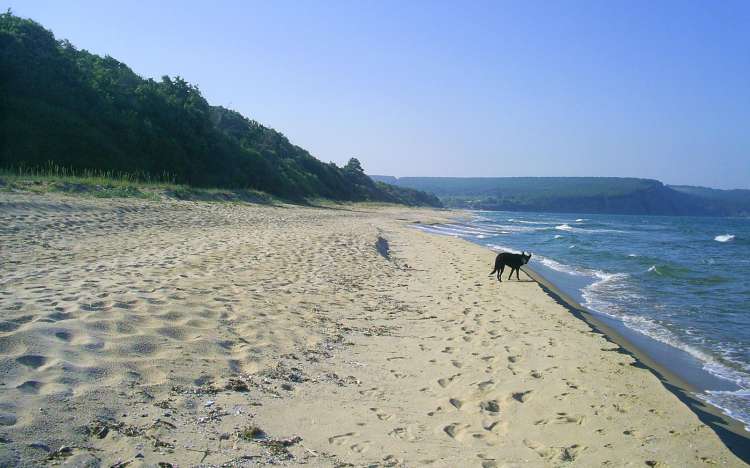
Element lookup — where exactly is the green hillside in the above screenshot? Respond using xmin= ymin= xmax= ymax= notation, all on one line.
xmin=370 ymin=176 xmax=747 ymax=216
xmin=669 ymin=185 xmax=750 ymax=217
xmin=0 ymin=12 xmax=440 ymax=207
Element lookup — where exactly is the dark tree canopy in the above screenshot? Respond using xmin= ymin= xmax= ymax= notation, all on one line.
xmin=0 ymin=12 xmax=441 ymax=207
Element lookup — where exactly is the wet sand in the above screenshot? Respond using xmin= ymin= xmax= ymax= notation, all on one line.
xmin=0 ymin=192 xmax=745 ymax=466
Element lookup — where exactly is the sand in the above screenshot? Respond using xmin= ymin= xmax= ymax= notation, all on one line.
xmin=0 ymin=192 xmax=746 ymax=467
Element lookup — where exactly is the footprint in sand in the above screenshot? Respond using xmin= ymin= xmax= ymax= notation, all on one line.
xmin=16 ymin=355 xmax=47 ymax=369
xmin=480 ymin=400 xmax=501 ymax=413
xmin=535 ymin=413 xmax=585 ymax=426
xmin=511 ymin=390 xmax=533 ymax=403
xmin=476 ymin=380 xmax=494 ymax=391
xmin=16 ymin=380 xmax=44 ymax=394
xmin=482 ymin=420 xmax=501 ymax=432
xmin=350 ymin=441 xmax=370 ymax=453
xmin=53 ymin=330 xmax=73 ymax=342
xmin=389 ymin=426 xmax=419 ymax=442
xmin=449 ymin=398 xmax=464 ymax=409
xmin=369 ymin=407 xmax=394 ymax=421
xmin=328 ymin=432 xmax=358 ymax=445
xmin=443 ymin=423 xmax=470 ymax=441
xmin=437 ymin=373 xmax=460 ymax=388
xmin=359 ymin=387 xmax=386 ymax=398
xmin=524 ymin=440 xmax=587 ymax=463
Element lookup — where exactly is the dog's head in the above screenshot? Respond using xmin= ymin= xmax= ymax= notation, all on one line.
xmin=522 ymin=251 xmax=532 ymax=264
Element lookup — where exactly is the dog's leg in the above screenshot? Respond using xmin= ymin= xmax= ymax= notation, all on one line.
xmin=516 ymin=267 xmax=521 ymax=280
xmin=508 ymin=268 xmax=514 ymax=280
xmin=498 ymin=265 xmax=503 ymax=281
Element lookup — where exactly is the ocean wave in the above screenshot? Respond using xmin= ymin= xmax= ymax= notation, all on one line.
xmin=715 ymin=234 xmax=735 ymax=243
xmin=644 ymin=263 xmax=693 ymax=279
xmin=486 ymin=243 xmax=522 ymax=254
xmin=575 ymin=218 xmax=586 ymax=222
xmin=582 ymin=278 xmax=750 ymax=431
xmin=700 ymin=390 xmax=750 ymax=433
xmin=515 ymin=220 xmax=557 ymax=225
xmin=420 ymin=224 xmax=496 ymax=237
xmin=552 ymin=223 xmax=628 ymax=234
xmin=536 ymin=255 xmax=594 ymax=277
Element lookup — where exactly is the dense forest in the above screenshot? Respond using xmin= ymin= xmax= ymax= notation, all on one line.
xmin=0 ymin=12 xmax=441 ymax=207
xmin=369 ymin=176 xmax=750 ymax=217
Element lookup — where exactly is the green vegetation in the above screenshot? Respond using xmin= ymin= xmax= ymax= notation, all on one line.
xmin=370 ymin=176 xmax=749 ymax=216
xmin=0 ymin=164 xmax=276 ymax=203
xmin=0 ymin=12 xmax=441 ymax=207
xmin=669 ymin=185 xmax=750 ymax=217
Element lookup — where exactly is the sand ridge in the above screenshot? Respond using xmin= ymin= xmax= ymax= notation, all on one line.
xmin=0 ymin=193 xmax=745 ymax=466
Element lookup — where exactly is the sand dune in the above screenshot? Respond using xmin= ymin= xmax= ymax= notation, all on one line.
xmin=0 ymin=193 xmax=745 ymax=466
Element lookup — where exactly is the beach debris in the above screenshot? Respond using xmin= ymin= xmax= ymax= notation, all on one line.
xmin=150 ymin=435 xmax=175 ymax=449
xmin=320 ymin=372 xmax=360 ymax=386
xmin=153 ymin=400 xmax=172 ymax=409
xmin=149 ymin=418 xmax=177 ymax=430
xmin=198 ymin=403 xmax=228 ymax=424
xmin=170 ymin=382 xmax=218 ymax=396
xmin=86 ymin=418 xmax=144 ymax=439
xmin=224 ymin=377 xmax=250 ymax=392
xmin=255 ymin=362 xmax=309 ymax=394
xmin=46 ymin=445 xmax=73 ymax=461
xmin=204 ymin=400 xmax=215 ymax=407
xmin=87 ymin=420 xmax=110 ymax=439
xmin=239 ymin=425 xmax=266 ymax=441
xmin=259 ymin=435 xmax=302 ymax=459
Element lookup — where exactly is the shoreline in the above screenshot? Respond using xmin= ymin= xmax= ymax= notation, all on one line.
xmin=421 ymin=212 xmax=750 ymax=455
xmin=418 ymin=210 xmax=750 ymax=463
xmin=520 ymin=262 xmax=750 ymax=460
xmin=1 ymin=193 xmax=747 ymax=466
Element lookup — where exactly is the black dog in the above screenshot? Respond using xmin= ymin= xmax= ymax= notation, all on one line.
xmin=489 ymin=251 xmax=532 ymax=281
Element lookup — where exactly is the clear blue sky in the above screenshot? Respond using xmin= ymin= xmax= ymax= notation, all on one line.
xmin=9 ymin=1 xmax=750 ymax=189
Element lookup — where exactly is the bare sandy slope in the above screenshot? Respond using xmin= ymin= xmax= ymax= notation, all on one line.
xmin=0 ymin=193 xmax=744 ymax=467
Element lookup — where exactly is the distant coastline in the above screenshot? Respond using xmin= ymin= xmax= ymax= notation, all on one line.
xmin=371 ymin=176 xmax=750 ymax=217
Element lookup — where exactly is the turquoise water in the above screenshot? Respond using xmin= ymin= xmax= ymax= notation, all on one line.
xmin=415 ymin=211 xmax=750 ymax=431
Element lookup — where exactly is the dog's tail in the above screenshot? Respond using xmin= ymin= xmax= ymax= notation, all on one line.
xmin=489 ymin=267 xmax=498 ymax=276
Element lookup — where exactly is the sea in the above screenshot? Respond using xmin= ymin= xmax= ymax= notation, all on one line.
xmin=414 ymin=210 xmax=750 ymax=432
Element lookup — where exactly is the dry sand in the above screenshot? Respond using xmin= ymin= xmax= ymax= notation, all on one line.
xmin=0 ymin=192 xmax=746 ymax=467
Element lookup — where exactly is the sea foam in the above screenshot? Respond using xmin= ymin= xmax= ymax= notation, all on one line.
xmin=715 ymin=234 xmax=735 ymax=243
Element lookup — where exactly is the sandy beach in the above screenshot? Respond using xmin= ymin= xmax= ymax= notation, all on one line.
xmin=0 ymin=193 xmax=746 ymax=467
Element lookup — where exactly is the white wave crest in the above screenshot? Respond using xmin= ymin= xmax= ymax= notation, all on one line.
xmin=556 ymin=224 xmax=574 ymax=231
xmin=486 ymin=243 xmax=521 ymax=254
xmin=715 ymin=234 xmax=735 ymax=243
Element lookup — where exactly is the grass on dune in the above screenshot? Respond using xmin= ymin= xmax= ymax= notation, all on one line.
xmin=0 ymin=164 xmax=274 ymax=204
